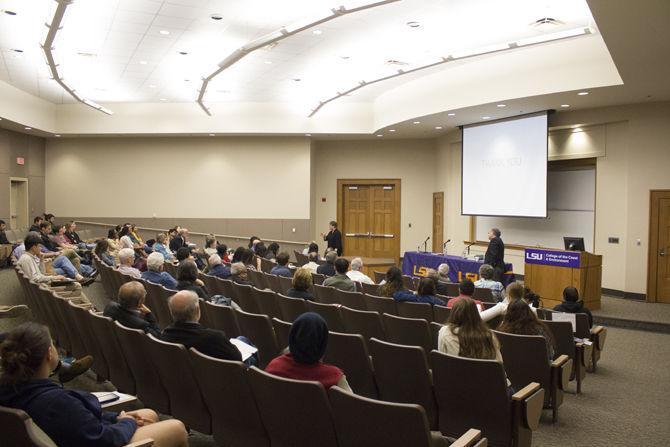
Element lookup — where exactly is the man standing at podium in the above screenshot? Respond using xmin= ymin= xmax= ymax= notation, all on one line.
xmin=484 ymin=228 xmax=505 ymax=282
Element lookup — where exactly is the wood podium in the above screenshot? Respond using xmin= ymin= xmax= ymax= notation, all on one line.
xmin=524 ymin=250 xmax=602 ymax=310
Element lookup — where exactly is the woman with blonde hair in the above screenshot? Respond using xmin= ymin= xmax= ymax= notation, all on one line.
xmin=286 ymin=268 xmax=314 ymax=301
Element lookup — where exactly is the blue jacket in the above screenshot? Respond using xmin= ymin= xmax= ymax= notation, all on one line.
xmin=141 ymin=270 xmax=178 ymax=290
xmin=393 ymin=290 xmax=446 ymax=306
xmin=210 ymin=263 xmax=231 ymax=279
xmin=152 ymin=242 xmax=174 ymax=261
xmin=0 ymin=379 xmax=136 ymax=447
xmin=270 ymin=265 xmax=292 ymax=278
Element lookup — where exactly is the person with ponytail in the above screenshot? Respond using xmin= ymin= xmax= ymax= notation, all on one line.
xmin=0 ymin=323 xmax=189 ymax=447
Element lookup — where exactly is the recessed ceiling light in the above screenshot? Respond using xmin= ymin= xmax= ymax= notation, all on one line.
xmin=184 ymin=79 xmax=190 ymax=82
xmin=24 ymin=127 xmax=32 ymax=130
xmin=497 ymin=104 xmax=506 ymax=108
xmin=159 ymin=98 xmax=167 ymax=101
xmin=340 ymin=56 xmax=350 ymax=60
xmin=376 ymin=134 xmax=383 ymax=137
xmin=577 ymin=91 xmax=589 ymax=96
xmin=210 ymin=14 xmax=223 ymax=20
xmin=54 ymin=134 xmax=61 ymax=137
xmin=12 ymin=49 xmax=23 ymax=53
xmin=447 ymin=113 xmax=455 ymax=116
xmin=482 ymin=116 xmax=491 ymax=120
xmin=406 ymin=21 xmax=421 ymax=28
xmin=389 ymin=129 xmax=396 ymax=132
xmin=77 ymin=51 xmax=97 ymax=58
xmin=159 ymin=30 xmax=170 ymax=35
xmin=413 ymin=121 xmax=420 ymax=124
xmin=139 ymin=60 xmax=147 ymax=65
xmin=313 ymin=29 xmax=322 ymax=35
xmin=561 ymin=104 xmax=570 ymax=108
xmin=305 ymin=133 xmax=312 ymax=137
xmin=178 ymin=51 xmax=188 ymax=55
xmin=149 ymin=84 xmax=156 ymax=88
xmin=435 ymin=126 xmax=443 ymax=130
xmin=209 ymin=133 xmax=215 ymax=136
xmin=3 ymin=10 xmax=17 ymax=16
xmin=264 ymin=60 xmax=272 ymax=65
xmin=292 ymin=78 xmax=301 ymax=82
xmin=573 ymin=127 xmax=582 ymax=132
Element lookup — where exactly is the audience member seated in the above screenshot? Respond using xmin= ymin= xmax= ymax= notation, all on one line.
xmin=43 ymin=214 xmax=56 ymax=233
xmin=433 ymin=263 xmax=452 ymax=295
xmin=94 ymin=239 xmax=115 ymax=267
xmin=175 ymin=246 xmax=192 ymax=265
xmin=302 ymin=251 xmax=320 ymax=274
xmin=231 ymin=246 xmax=245 ymax=264
xmin=446 ymin=279 xmax=484 ymax=311
xmin=176 ymin=260 xmax=210 ymax=300
xmin=254 ymin=242 xmax=268 ymax=260
xmin=323 ymin=258 xmax=356 ymax=291
xmin=438 ymin=297 xmax=505 ymax=364
xmin=265 ymin=242 xmax=280 ymax=261
xmin=161 ymin=291 xmax=257 ymax=365
xmin=231 ymin=262 xmax=253 ymax=285
xmin=17 ymin=233 xmax=93 ymax=288
xmin=474 ymin=264 xmax=504 ymax=302
xmin=107 ymin=228 xmax=120 ymax=254
xmin=499 ymin=300 xmax=556 ymax=360
xmin=152 ymin=232 xmax=174 ymax=262
xmin=116 ymin=248 xmax=141 ymax=279
xmin=378 ymin=266 xmax=406 ymax=298
xmin=29 ymin=216 xmax=43 ymax=233
xmin=216 ymin=244 xmax=230 ymax=263
xmin=286 ymin=268 xmax=314 ymax=300
xmin=554 ymin=286 xmax=594 ymax=328
xmin=346 ymin=257 xmax=374 ymax=285
xmin=117 ymin=224 xmax=138 ymax=251
xmin=241 ymin=248 xmax=258 ymax=271
xmin=64 ymin=221 xmax=94 ymax=250
xmin=270 ymin=252 xmax=292 ymax=277
xmin=394 ymin=277 xmax=446 ymax=306
xmin=0 ymin=322 xmax=188 ymax=447
xmin=0 ymin=220 xmax=12 ymax=267
xmin=169 ymin=227 xmax=186 ymax=252
xmin=316 ymin=250 xmax=337 ymax=277
xmin=302 ymin=241 xmax=320 ymax=256
xmin=265 ymin=312 xmax=352 ymax=391
xmin=0 ymin=219 xmax=10 ymax=245
xmin=141 ymin=252 xmax=178 ymax=290
xmin=104 ymin=281 xmax=161 ymax=337
xmin=248 ymin=236 xmax=261 ymax=252
xmin=480 ymin=281 xmax=537 ymax=323
xmin=208 ymin=254 xmax=231 ymax=279
xmin=127 ymin=224 xmax=144 ymax=246
xmin=523 ymin=286 xmax=541 ymax=308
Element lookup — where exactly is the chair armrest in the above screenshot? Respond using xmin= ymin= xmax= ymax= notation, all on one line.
xmin=551 ymin=355 xmax=572 ymax=390
xmin=124 ymin=439 xmax=153 ymax=447
xmin=450 ymin=429 xmax=483 ymax=447
xmin=512 ymin=382 xmax=541 ymax=401
xmin=591 ymin=326 xmax=607 ymax=350
xmin=512 ymin=382 xmax=544 ymax=431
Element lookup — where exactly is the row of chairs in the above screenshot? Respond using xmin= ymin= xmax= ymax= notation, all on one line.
xmin=15 ymin=265 xmax=489 ymax=447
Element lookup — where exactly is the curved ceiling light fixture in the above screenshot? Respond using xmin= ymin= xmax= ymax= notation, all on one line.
xmin=196 ymin=0 xmax=400 ymax=116
xmin=42 ymin=0 xmax=113 ymax=115
xmin=309 ymin=26 xmax=593 ymax=117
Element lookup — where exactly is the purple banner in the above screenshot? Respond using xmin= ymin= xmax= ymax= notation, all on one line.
xmin=524 ymin=248 xmax=581 ymax=268
xmin=401 ymin=252 xmax=514 ymax=286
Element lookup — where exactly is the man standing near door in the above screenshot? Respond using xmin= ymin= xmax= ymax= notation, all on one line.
xmin=321 ymin=221 xmax=343 ymax=256
xmin=484 ymin=227 xmax=505 ymax=282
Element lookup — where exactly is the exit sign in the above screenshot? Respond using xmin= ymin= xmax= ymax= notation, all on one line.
xmin=16 ymin=157 xmax=25 ymax=165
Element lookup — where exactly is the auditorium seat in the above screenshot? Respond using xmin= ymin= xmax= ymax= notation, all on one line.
xmin=294 ymin=251 xmax=308 ymax=266
xmin=200 ymin=273 xmax=226 ymax=297
xmin=67 ymin=300 xmax=110 ymax=381
xmin=433 ymin=305 xmax=451 ymax=324
xmin=202 ymin=300 xmax=241 ymax=338
xmin=314 ymin=284 xmax=336 ymax=304
xmin=247 ymin=367 xmax=339 ymax=447
xmin=327 ymin=387 xmax=485 ymax=447
xmin=146 ymin=335 xmax=212 ymax=434
xmin=429 ymin=322 xmax=443 ymax=351
xmin=234 ymin=309 xmax=279 ymax=368
xmin=305 ymin=301 xmax=345 ymax=332
xmin=473 ymin=288 xmax=495 ymax=303
xmin=113 ymin=322 xmax=167 ymax=412
xmin=164 ymin=262 xmax=177 ymax=279
xmin=312 ymin=272 xmax=326 ymax=285
xmin=360 ymin=282 xmax=380 ymax=296
xmin=369 ymin=338 xmax=438 ymax=429
xmin=219 ymin=278 xmax=237 ymax=303
xmin=252 ymin=287 xmax=281 ymax=320
xmin=271 ymin=317 xmax=292 ymax=349
xmin=87 ymin=313 xmax=136 ymax=395
xmin=397 ymin=301 xmax=435 ymax=321
xmin=247 ymin=270 xmax=267 ymax=290
xmin=259 ymin=257 xmax=276 ymax=274
xmin=382 ymin=313 xmax=433 ymax=354
xmin=544 ymin=320 xmax=590 ymax=394
xmin=276 ymin=293 xmax=308 ymax=322
xmin=189 ymin=349 xmax=270 ymax=447
xmin=444 ymin=283 xmax=460 ymax=297
xmin=340 ymin=306 xmax=386 ymax=346
xmin=430 ymin=351 xmax=544 ymax=447
xmin=574 ymin=314 xmax=608 ymax=372
xmin=494 ymin=331 xmax=571 ymax=423
xmin=264 ymin=273 xmax=283 ymax=294
xmin=36 ymin=286 xmax=71 ymax=353
xmin=142 ymin=281 xmax=174 ymax=330
xmin=277 ymin=275 xmax=294 ymax=295
xmin=373 ymin=271 xmax=385 ymax=284
xmin=363 ymin=294 xmax=397 ymax=315
xmin=52 ymin=294 xmax=88 ymax=360
xmin=332 ymin=289 xmax=367 ymax=310
xmin=324 ymin=331 xmax=378 ymax=399
xmin=235 ymin=283 xmax=259 ymax=313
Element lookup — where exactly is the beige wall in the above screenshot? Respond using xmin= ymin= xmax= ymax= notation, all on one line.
xmin=311 ymin=139 xmax=437 ymax=255
xmin=45 ymin=136 xmax=312 ymax=219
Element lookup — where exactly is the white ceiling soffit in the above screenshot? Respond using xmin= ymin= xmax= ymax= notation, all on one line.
xmin=197 ymin=0 xmax=400 ymax=116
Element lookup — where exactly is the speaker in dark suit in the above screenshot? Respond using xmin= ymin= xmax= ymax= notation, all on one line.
xmin=484 ymin=227 xmax=505 ymax=282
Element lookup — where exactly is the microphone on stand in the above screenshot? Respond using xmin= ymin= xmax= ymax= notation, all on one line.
xmin=421 ymin=236 xmax=430 ymax=253
xmin=443 ymin=239 xmax=451 ymax=254
xmin=462 ymin=242 xmax=475 ymax=258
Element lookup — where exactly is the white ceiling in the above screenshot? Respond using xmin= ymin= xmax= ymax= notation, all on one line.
xmin=0 ymin=0 xmax=596 ymax=111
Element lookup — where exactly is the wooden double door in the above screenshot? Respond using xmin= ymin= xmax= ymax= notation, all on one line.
xmin=338 ymin=179 xmax=400 ymax=262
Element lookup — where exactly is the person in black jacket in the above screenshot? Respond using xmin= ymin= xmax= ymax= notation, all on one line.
xmin=103 ymin=281 xmax=161 ymax=337
xmin=316 ymin=250 xmax=337 ymax=277
xmin=286 ymin=268 xmax=314 ymax=301
xmin=321 ymin=221 xmax=343 ymax=256
xmin=554 ymin=286 xmax=594 ymax=328
xmin=161 ymin=290 xmax=257 ymax=365
xmin=175 ymin=260 xmax=210 ymax=300
xmin=484 ymin=227 xmax=505 ymax=282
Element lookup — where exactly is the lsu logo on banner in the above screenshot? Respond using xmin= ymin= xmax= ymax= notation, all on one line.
xmin=412 ymin=266 xmax=430 ymax=277
xmin=526 ymin=252 xmax=543 ymax=261
xmin=457 ymin=271 xmax=479 ymax=282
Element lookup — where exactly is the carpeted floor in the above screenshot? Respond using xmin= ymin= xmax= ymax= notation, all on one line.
xmin=1 ymin=268 xmax=669 ymax=446
xmin=595 ymin=295 xmax=670 ymax=324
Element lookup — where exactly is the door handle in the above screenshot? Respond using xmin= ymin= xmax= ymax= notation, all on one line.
xmin=370 ymin=234 xmax=395 ymax=238
xmin=661 ymin=248 xmax=667 ymax=257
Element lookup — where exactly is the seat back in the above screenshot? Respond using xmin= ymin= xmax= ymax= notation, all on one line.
xmin=332 ymin=289 xmax=367 ymax=310
xmin=0 ymin=405 xmax=57 ymax=447
xmin=373 ymin=271 xmax=385 ymax=283
xmin=113 ymin=321 xmax=168 ymax=412
xmin=433 ymin=305 xmax=451 ymax=324
xmin=305 ymin=301 xmax=345 ymax=332
xmin=203 ymin=301 xmax=241 ymax=337
xmin=219 ymin=279 xmax=237 ymax=302
xmin=67 ymin=300 xmax=110 ymax=380
xmin=402 ymin=275 xmax=417 ymax=291
xmin=201 ymin=274 xmax=225 ymax=296
xmin=259 ymin=257 xmax=275 ymax=274
xmin=382 ymin=313 xmax=432 ymax=354
xmin=328 ymin=386 xmax=435 ymax=447
xmin=264 ymin=273 xmax=283 ymax=293
xmin=143 ymin=281 xmax=174 ymax=329
xmin=369 ymin=338 xmax=437 ymax=429
xmin=311 ymin=273 xmax=326 ymax=285
xmin=247 ymin=269 xmax=266 ymax=289
xmin=360 ymin=282 xmax=380 ymax=296
xmin=146 ymin=335 xmax=211 ymax=434
xmin=36 ymin=287 xmax=70 ymax=353
xmin=429 ymin=322 xmax=443 ymax=351
xmin=363 ymin=294 xmax=397 ymax=315
xmin=235 ymin=283 xmax=259 ymax=313
xmin=294 ymin=251 xmax=309 ymax=266
xmin=277 ymin=276 xmax=294 ymax=295
xmin=574 ymin=313 xmax=591 ymax=339
xmin=189 ymin=349 xmax=270 ymax=447
xmin=324 ymin=331 xmax=378 ymax=399
xmin=430 ymin=350 xmax=512 ymax=447
xmin=247 ymin=367 xmax=339 ymax=447
xmin=252 ymin=287 xmax=280 ymax=319
xmin=314 ymin=284 xmax=336 ymax=304
xmin=397 ymin=301 xmax=434 ymax=321
xmin=271 ymin=318 xmax=293 ymax=349
xmin=544 ymin=320 xmax=575 ymax=360
xmin=444 ymin=283 xmax=460 ymax=297
xmin=234 ymin=309 xmax=279 ymax=368
xmin=473 ymin=287 xmax=495 ymax=303
xmin=340 ymin=306 xmax=385 ymax=344
xmin=276 ymin=294 xmax=309 ymax=322
xmin=87 ymin=312 xmax=136 ymax=394
xmin=52 ymin=295 xmax=88 ymax=360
